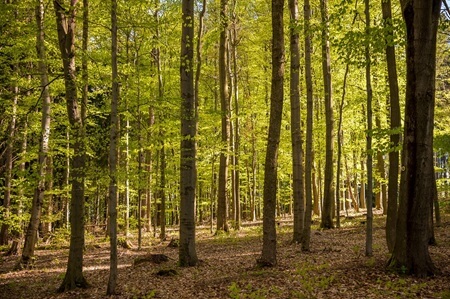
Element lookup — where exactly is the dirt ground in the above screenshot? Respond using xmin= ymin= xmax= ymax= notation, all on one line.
xmin=1 ymin=213 xmax=449 ymax=299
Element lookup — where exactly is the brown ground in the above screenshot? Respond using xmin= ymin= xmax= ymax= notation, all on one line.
xmin=1 ymin=213 xmax=449 ymax=299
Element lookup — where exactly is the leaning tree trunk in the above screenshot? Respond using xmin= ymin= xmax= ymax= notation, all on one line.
xmin=179 ymin=0 xmax=198 ymax=267
xmin=289 ymin=0 xmax=305 ymax=243
xmin=320 ymin=0 xmax=334 ymax=229
xmin=54 ymin=0 xmax=88 ymax=291
xmin=388 ymin=0 xmax=440 ymax=278
xmin=258 ymin=0 xmax=284 ymax=267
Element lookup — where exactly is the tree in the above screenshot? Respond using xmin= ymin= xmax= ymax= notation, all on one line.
xmin=364 ymin=0 xmax=374 ymax=257
xmin=179 ymin=0 xmax=198 ymax=267
xmin=289 ymin=0 xmax=304 ymax=243
xmin=320 ymin=0 xmax=334 ymax=230
xmin=107 ymin=0 xmax=119 ymax=294
xmin=301 ymin=0 xmax=314 ymax=251
xmin=258 ymin=0 xmax=285 ymax=267
xmin=383 ymin=0 xmax=401 ymax=253
xmin=217 ymin=0 xmax=230 ymax=233
xmin=18 ymin=0 xmax=52 ymax=268
xmin=54 ymin=0 xmax=88 ymax=291
xmin=388 ymin=0 xmax=441 ymax=277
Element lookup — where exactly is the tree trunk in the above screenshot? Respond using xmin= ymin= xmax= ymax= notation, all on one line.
xmin=335 ymin=65 xmax=349 ymax=228
xmin=107 ymin=0 xmax=119 ymax=294
xmin=383 ymin=0 xmax=401 ymax=253
xmin=54 ymin=0 xmax=88 ymax=291
xmin=320 ymin=0 xmax=334 ymax=229
xmin=289 ymin=0 xmax=304 ymax=243
xmin=301 ymin=0 xmax=314 ymax=251
xmin=231 ymin=0 xmax=241 ymax=230
xmin=18 ymin=0 xmax=51 ymax=262
xmin=179 ymin=0 xmax=198 ymax=267
xmin=364 ymin=0 xmax=374 ymax=257
xmin=159 ymin=144 xmax=166 ymax=240
xmin=258 ymin=0 xmax=284 ymax=267
xmin=388 ymin=0 xmax=440 ymax=277
xmin=0 ymin=81 xmax=17 ymax=246
xmin=217 ymin=0 xmax=230 ymax=233
xmin=146 ymin=107 xmax=155 ymax=232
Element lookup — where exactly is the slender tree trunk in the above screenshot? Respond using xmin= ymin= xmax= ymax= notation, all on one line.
xmin=0 ymin=83 xmax=17 ymax=246
xmin=179 ymin=0 xmax=198 ymax=267
xmin=217 ymin=0 xmax=230 ymax=233
xmin=54 ymin=0 xmax=88 ymax=291
xmin=146 ymin=107 xmax=155 ymax=232
xmin=388 ymin=0 xmax=440 ymax=277
xmin=320 ymin=0 xmax=334 ymax=229
xmin=301 ymin=0 xmax=314 ymax=251
xmin=364 ymin=0 xmax=374 ymax=257
xmin=107 ymin=0 xmax=119 ymax=294
xmin=375 ymin=115 xmax=387 ymax=213
xmin=289 ymin=0 xmax=304 ymax=243
xmin=335 ymin=65 xmax=349 ymax=228
xmin=382 ymin=0 xmax=401 ymax=253
xmin=43 ymin=156 xmax=54 ymax=238
xmin=231 ymin=0 xmax=241 ymax=230
xmin=159 ymin=144 xmax=166 ymax=240
xmin=258 ymin=0 xmax=284 ymax=267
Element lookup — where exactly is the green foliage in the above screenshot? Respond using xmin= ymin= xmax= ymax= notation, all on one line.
xmin=293 ymin=262 xmax=335 ymax=298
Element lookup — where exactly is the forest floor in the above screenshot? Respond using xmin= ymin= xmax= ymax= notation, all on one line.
xmin=1 ymin=211 xmax=450 ymax=299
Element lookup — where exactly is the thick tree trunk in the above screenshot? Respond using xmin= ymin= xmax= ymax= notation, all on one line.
xmin=388 ymin=0 xmax=440 ymax=277
xmin=289 ymin=0 xmax=305 ymax=244
xmin=320 ymin=0 xmax=334 ymax=230
xmin=54 ymin=0 xmax=88 ymax=291
xmin=217 ymin=0 xmax=230 ymax=233
xmin=179 ymin=0 xmax=198 ymax=267
xmin=301 ymin=0 xmax=314 ymax=251
xmin=383 ymin=0 xmax=401 ymax=253
xmin=258 ymin=0 xmax=284 ymax=267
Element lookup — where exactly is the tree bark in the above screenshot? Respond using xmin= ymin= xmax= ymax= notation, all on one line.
xmin=364 ymin=0 xmax=374 ymax=257
xmin=388 ymin=0 xmax=441 ymax=277
xmin=258 ymin=0 xmax=284 ymax=267
xmin=289 ymin=0 xmax=304 ymax=243
xmin=179 ymin=0 xmax=198 ymax=267
xmin=54 ymin=0 xmax=88 ymax=291
xmin=217 ymin=0 xmax=230 ymax=233
xmin=106 ymin=0 xmax=119 ymax=294
xmin=320 ymin=0 xmax=334 ymax=229
xmin=301 ymin=0 xmax=314 ymax=251
xmin=382 ymin=0 xmax=401 ymax=253
xmin=0 ymin=82 xmax=17 ymax=246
